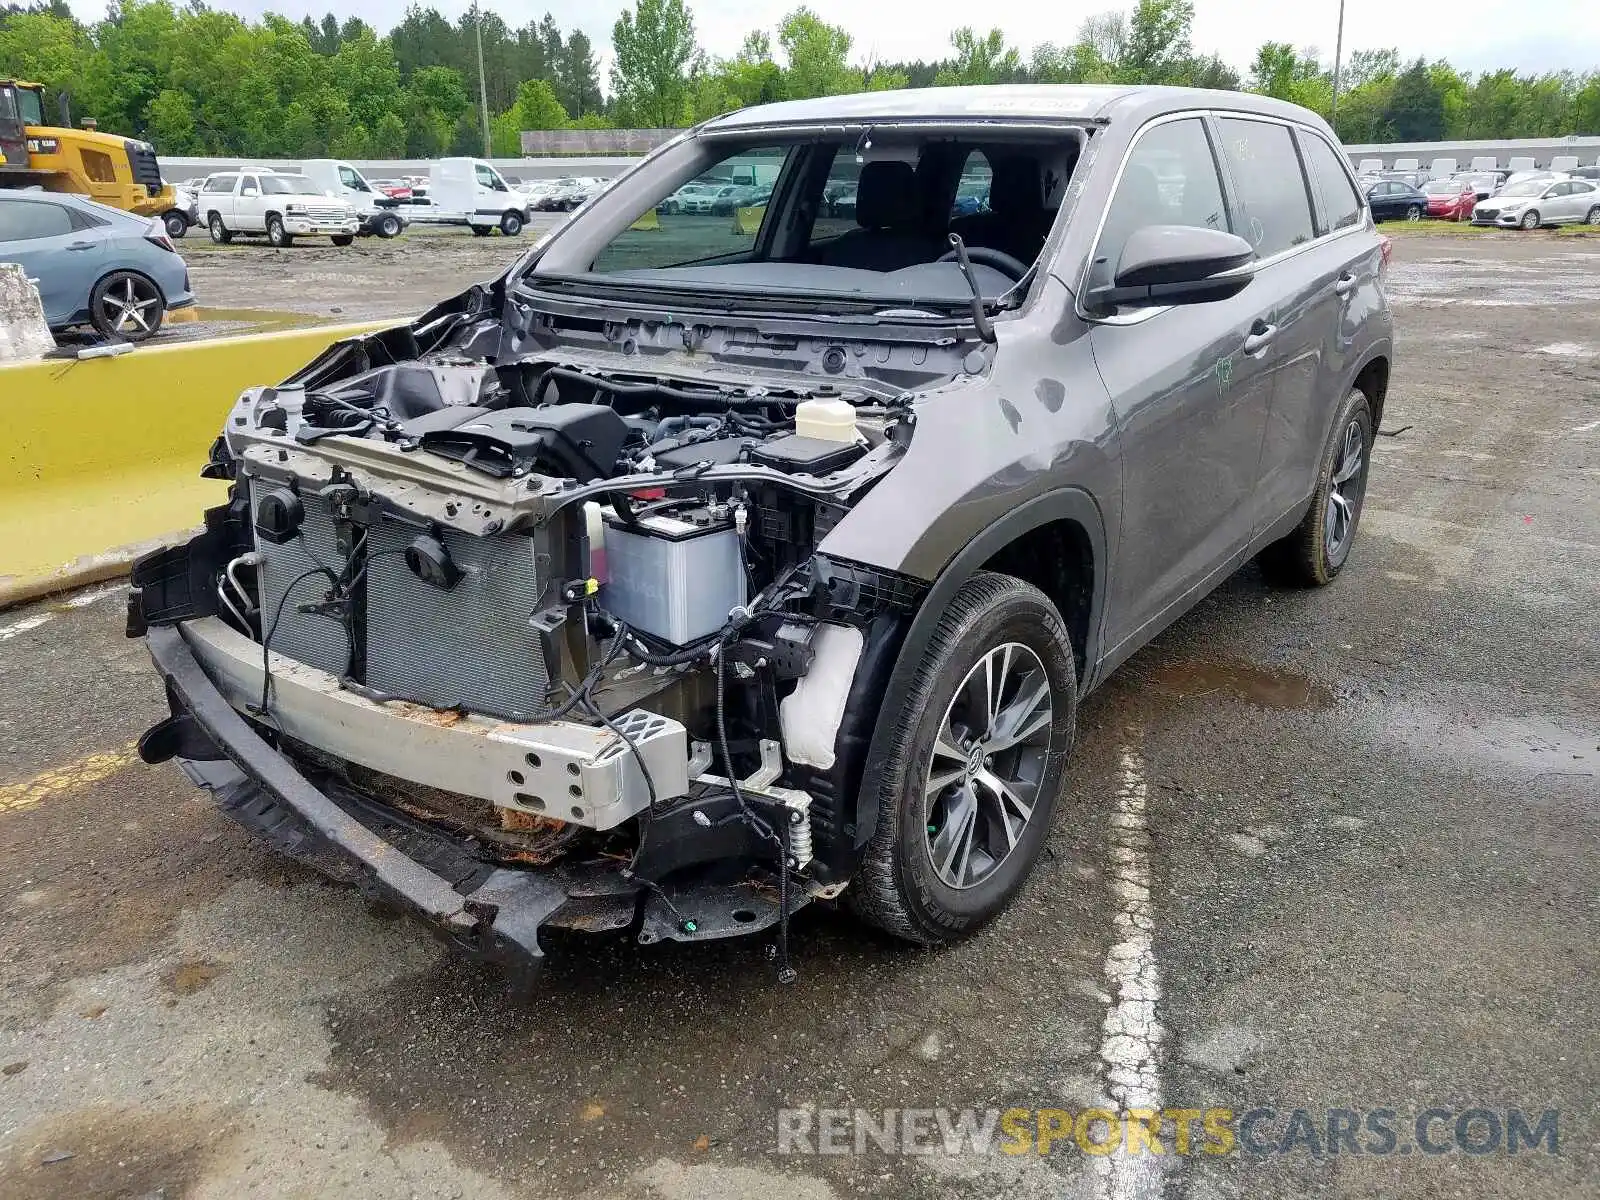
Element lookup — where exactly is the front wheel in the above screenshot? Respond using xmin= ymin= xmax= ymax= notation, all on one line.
xmin=1521 ymin=209 xmax=1541 ymax=230
xmin=207 ymin=213 xmax=231 ymax=244
xmin=1405 ymin=204 xmax=1422 ymax=222
xmin=375 ymin=212 xmax=403 ymax=238
xmin=266 ymin=215 xmax=293 ymax=247
xmin=1260 ymin=387 xmax=1373 ymax=587
xmin=500 ymin=210 xmax=523 ymax=236
xmin=330 ymin=234 xmax=354 ymax=246
xmin=850 ymin=572 xmax=1077 ymax=946
xmin=163 ymin=211 xmax=188 ymax=239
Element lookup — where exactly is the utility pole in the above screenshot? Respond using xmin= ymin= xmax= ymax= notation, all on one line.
xmin=1330 ymin=0 xmax=1347 ymax=132
xmin=474 ymin=2 xmax=492 ymax=158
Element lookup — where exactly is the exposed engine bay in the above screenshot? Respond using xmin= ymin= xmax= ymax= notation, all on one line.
xmin=134 ymin=315 xmax=961 ymax=976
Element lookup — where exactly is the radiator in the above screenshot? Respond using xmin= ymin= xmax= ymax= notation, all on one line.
xmin=362 ymin=516 xmax=550 ymax=721
xmin=255 ymin=493 xmax=351 ymax=678
xmin=252 ymin=489 xmax=549 ymax=721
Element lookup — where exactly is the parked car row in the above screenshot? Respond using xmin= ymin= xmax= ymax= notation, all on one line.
xmin=1361 ymin=166 xmax=1600 ymax=229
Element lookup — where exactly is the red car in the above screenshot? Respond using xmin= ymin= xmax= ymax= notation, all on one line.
xmin=1424 ymin=179 xmax=1476 ymax=221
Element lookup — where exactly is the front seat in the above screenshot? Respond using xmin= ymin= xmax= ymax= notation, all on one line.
xmin=949 ymin=155 xmax=1053 ymax=265
xmin=813 ymin=160 xmax=943 ymax=272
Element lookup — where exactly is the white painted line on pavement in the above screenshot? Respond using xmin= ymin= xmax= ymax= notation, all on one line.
xmin=62 ymin=582 xmax=130 ymax=608
xmin=1097 ymin=746 xmax=1167 ymax=1200
xmin=0 ymin=614 xmax=53 ymax=642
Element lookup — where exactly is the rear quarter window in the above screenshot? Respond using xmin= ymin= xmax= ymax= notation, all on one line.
xmin=1215 ymin=117 xmax=1316 ymax=257
xmin=1299 ymin=132 xmax=1365 ymax=234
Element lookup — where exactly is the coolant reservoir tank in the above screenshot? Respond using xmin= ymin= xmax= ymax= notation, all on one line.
xmin=794 ymin=395 xmax=857 ymax=443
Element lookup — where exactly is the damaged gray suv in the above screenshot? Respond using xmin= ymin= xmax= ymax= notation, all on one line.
xmin=131 ymin=85 xmax=1392 ymax=982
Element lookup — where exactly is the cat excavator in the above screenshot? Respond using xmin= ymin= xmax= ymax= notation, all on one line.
xmin=0 ymin=79 xmax=179 ymax=219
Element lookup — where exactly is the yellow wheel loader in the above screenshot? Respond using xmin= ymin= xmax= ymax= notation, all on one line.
xmin=0 ymin=79 xmax=177 ymax=218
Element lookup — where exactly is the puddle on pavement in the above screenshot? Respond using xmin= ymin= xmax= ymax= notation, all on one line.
xmin=193 ymin=306 xmax=332 ymax=333
xmin=1375 ymin=703 xmax=1596 ymax=781
xmin=1126 ymin=657 xmax=1335 ymax=711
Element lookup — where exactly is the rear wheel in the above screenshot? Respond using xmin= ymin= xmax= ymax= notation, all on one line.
xmin=375 ymin=212 xmax=403 ymax=238
xmin=330 ymin=234 xmax=354 ymax=246
xmin=1260 ymin=387 xmax=1373 ymax=587
xmin=162 ymin=211 xmax=188 ymax=239
xmin=1405 ymin=204 xmax=1422 ymax=222
xmin=89 ymin=271 xmax=165 ymax=341
xmin=500 ymin=210 xmax=524 ymax=236
xmin=266 ymin=215 xmax=292 ymax=247
xmin=850 ymin=572 xmax=1076 ymax=946
xmin=1521 ymin=209 xmax=1541 ymax=230
xmin=207 ymin=213 xmax=232 ymax=244
xmin=1587 ymin=205 xmax=1600 ymax=226
xmin=470 ymin=224 xmax=492 ymax=237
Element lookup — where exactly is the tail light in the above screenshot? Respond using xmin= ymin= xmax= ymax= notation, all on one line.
xmin=144 ymin=219 xmax=177 ymax=254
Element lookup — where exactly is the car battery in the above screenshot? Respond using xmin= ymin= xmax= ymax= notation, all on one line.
xmin=599 ymin=509 xmax=747 ymax=645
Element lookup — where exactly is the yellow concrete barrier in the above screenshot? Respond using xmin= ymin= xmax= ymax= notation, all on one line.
xmin=731 ymin=205 xmax=766 ymax=235
xmin=629 ymin=208 xmax=661 ymax=231
xmin=0 ymin=322 xmax=392 ymax=607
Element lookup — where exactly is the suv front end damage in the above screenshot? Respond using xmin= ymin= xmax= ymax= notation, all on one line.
xmin=130 ymin=303 xmax=947 ymax=983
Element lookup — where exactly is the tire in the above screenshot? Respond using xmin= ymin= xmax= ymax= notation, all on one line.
xmin=499 ymin=210 xmax=523 ymax=236
xmin=849 ymin=572 xmax=1077 ymax=946
xmin=1587 ymin=205 xmax=1600 ymax=226
xmin=266 ymin=215 xmax=292 ymax=247
xmin=1260 ymin=387 xmax=1373 ymax=587
xmin=1521 ymin=209 xmax=1540 ymax=230
xmin=470 ymin=224 xmax=491 ymax=238
xmin=330 ymin=234 xmax=354 ymax=246
xmin=89 ymin=270 xmax=165 ymax=341
xmin=207 ymin=213 xmax=231 ymax=244
xmin=375 ymin=212 xmax=403 ymax=238
xmin=163 ymin=211 xmax=188 ymax=239
xmin=1405 ymin=204 xmax=1422 ymax=222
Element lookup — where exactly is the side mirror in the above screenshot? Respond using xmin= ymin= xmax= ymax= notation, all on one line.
xmin=1088 ymin=225 xmax=1257 ymax=311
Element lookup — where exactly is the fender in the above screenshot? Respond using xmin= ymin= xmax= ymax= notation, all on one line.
xmin=846 ymin=486 xmax=1109 ymax=853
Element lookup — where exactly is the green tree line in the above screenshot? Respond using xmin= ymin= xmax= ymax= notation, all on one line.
xmin=2 ymin=0 xmax=1595 ymax=161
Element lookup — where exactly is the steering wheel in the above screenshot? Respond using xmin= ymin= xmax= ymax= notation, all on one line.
xmin=936 ymin=245 xmax=1030 ymax=280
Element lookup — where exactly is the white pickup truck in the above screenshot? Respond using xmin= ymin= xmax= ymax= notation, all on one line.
xmin=198 ymin=169 xmax=360 ymax=247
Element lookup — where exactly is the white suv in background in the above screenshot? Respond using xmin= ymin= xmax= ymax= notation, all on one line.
xmin=199 ymin=170 xmax=361 ymax=247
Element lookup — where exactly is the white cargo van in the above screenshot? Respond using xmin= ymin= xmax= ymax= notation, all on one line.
xmin=410 ymin=158 xmax=529 ymax=235
xmin=299 ymin=159 xmax=409 ymax=238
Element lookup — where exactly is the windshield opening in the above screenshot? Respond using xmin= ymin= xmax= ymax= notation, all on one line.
xmin=558 ymin=128 xmax=1083 ymax=307
xmin=1498 ymin=180 xmax=1547 ymax=198
xmin=261 ymin=174 xmax=319 ymax=195
xmin=1424 ymin=180 xmax=1462 ymax=195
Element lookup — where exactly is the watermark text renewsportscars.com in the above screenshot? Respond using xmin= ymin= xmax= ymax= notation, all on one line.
xmin=776 ymin=1106 xmax=1560 ymax=1158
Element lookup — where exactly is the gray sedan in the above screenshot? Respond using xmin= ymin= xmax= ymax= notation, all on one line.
xmin=0 ymin=191 xmax=196 ymax=340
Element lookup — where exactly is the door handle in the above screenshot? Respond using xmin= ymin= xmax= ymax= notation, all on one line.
xmin=1333 ymin=272 xmax=1356 ymax=297
xmin=67 ymin=240 xmax=96 ymax=251
xmin=1243 ymin=320 xmax=1277 ymax=356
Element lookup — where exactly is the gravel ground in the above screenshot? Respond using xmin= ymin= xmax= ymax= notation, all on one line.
xmin=0 ymin=233 xmax=1595 ymax=1200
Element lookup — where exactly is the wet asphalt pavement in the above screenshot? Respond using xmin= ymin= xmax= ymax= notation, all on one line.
xmin=0 ymin=233 xmax=1596 ymax=1199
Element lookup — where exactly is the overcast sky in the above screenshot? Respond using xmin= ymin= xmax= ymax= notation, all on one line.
xmin=69 ymin=0 xmax=1600 ymax=80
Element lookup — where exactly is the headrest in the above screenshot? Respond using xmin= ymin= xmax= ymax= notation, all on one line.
xmin=855 ymin=160 xmax=918 ymax=230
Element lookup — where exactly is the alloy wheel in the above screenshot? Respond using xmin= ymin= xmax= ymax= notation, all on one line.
xmin=1406 ymin=205 xmax=1422 ymax=222
xmin=923 ymin=642 xmax=1053 ymax=891
xmin=98 ymin=274 xmax=161 ymax=337
xmin=1325 ymin=418 xmax=1367 ymax=565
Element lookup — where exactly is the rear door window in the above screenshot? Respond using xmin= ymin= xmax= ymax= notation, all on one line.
xmin=203 ymin=175 xmax=236 ymax=193
xmin=1091 ymin=117 xmax=1230 ymax=291
xmin=1299 ymin=132 xmax=1365 ymax=234
xmin=1215 ymin=117 xmax=1316 ymax=257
